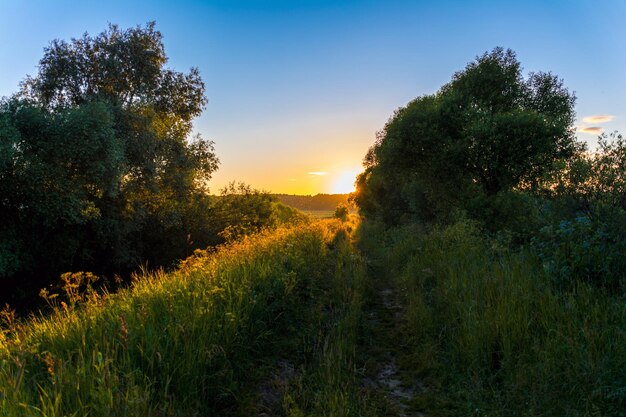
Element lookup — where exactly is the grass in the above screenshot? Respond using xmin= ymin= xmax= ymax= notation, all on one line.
xmin=0 ymin=218 xmax=375 ymax=416
xmin=4 ymin=214 xmax=620 ymax=416
xmin=356 ymin=220 xmax=626 ymax=417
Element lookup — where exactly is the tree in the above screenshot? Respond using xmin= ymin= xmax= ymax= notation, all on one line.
xmin=354 ymin=48 xmax=578 ymax=225
xmin=21 ymin=22 xmax=204 ymax=116
xmin=19 ymin=22 xmax=216 ymax=196
xmin=211 ymin=182 xmax=279 ymax=242
xmin=0 ymin=23 xmax=219 ymax=303
xmin=0 ymin=99 xmax=123 ymax=287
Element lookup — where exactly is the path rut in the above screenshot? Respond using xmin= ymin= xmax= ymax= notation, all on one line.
xmin=363 ymin=280 xmax=425 ymax=417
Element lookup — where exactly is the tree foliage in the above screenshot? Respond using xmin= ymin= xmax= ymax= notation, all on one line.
xmin=212 ymin=183 xmax=307 ymax=242
xmin=0 ymin=23 xmax=228 ymax=304
xmin=20 ymin=22 xmax=205 ymax=118
xmin=530 ymin=132 xmax=626 ymax=293
xmin=354 ymin=47 xmax=626 ymax=293
xmin=354 ymin=48 xmax=578 ymax=224
xmin=0 ymin=100 xmax=123 ymax=278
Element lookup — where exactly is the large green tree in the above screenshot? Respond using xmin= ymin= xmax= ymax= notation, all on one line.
xmin=0 ymin=100 xmax=122 ymax=279
xmin=19 ymin=22 xmax=216 ymax=196
xmin=0 ymin=23 xmax=219 ymax=301
xmin=354 ymin=48 xmax=578 ymax=224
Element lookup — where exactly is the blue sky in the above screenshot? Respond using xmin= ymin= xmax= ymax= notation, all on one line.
xmin=1 ymin=0 xmax=624 ymax=193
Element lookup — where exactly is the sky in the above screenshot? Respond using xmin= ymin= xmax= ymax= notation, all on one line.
xmin=1 ymin=0 xmax=625 ymax=194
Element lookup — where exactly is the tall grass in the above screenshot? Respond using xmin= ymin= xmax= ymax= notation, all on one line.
xmin=281 ymin=221 xmax=375 ymax=416
xmin=358 ymin=220 xmax=625 ymax=417
xmin=0 ymin=219 xmax=370 ymax=416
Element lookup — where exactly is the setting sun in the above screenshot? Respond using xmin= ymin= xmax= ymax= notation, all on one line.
xmin=331 ymin=168 xmax=362 ymax=194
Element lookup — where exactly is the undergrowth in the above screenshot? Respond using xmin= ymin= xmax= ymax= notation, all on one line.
xmin=357 ymin=220 xmax=626 ymax=417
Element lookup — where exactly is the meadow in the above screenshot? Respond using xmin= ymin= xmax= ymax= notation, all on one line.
xmin=2 ymin=215 xmax=622 ymax=416
xmin=301 ymin=210 xmax=335 ymax=219
xmin=0 ymin=218 xmax=376 ymax=416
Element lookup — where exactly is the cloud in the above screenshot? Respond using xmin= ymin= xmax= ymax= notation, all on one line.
xmin=307 ymin=171 xmax=327 ymax=176
xmin=582 ymin=115 xmax=614 ymax=124
xmin=578 ymin=126 xmax=604 ymax=134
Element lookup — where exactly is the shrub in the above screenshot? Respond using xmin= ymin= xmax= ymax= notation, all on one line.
xmin=533 ymin=208 xmax=626 ymax=293
xmin=359 ymin=219 xmax=626 ymax=416
xmin=333 ymin=203 xmax=350 ymax=221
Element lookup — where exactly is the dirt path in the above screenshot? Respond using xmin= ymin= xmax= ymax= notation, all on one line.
xmin=362 ymin=279 xmax=425 ymax=417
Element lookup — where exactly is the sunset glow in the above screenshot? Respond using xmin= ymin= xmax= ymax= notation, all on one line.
xmin=331 ymin=168 xmax=362 ymax=194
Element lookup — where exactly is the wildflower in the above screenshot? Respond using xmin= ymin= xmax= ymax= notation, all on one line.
xmin=43 ymin=352 xmax=56 ymax=382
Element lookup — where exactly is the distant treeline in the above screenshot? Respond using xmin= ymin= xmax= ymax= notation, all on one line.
xmin=273 ymin=193 xmax=349 ymax=212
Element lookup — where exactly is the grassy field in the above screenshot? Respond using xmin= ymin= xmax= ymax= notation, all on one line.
xmin=0 ymin=219 xmax=377 ymax=416
xmin=1 ymin=217 xmax=622 ymax=416
xmin=301 ymin=209 xmax=335 ymax=219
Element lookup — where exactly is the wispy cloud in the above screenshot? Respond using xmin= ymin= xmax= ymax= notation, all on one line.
xmin=578 ymin=126 xmax=604 ymax=134
xmin=582 ymin=115 xmax=614 ymax=124
xmin=308 ymin=171 xmax=327 ymax=176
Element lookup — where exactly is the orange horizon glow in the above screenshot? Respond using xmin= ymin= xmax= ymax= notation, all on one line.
xmin=208 ymin=130 xmax=369 ymax=195
xmin=210 ymin=165 xmax=363 ymax=195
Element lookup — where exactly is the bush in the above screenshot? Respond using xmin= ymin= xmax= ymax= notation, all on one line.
xmin=333 ymin=203 xmax=350 ymax=221
xmin=212 ymin=182 xmax=308 ymax=243
xmin=358 ymin=219 xmax=626 ymax=416
xmin=532 ymin=132 xmax=626 ymax=294
xmin=533 ymin=208 xmax=626 ymax=293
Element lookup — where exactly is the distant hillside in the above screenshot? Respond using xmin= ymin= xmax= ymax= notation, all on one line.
xmin=273 ymin=193 xmax=350 ymax=211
